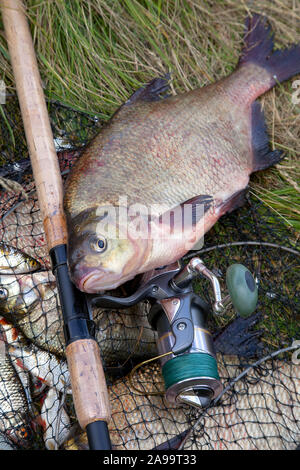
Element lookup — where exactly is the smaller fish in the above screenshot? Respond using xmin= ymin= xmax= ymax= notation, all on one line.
xmin=0 ymin=431 xmax=17 ymax=450
xmin=11 ymin=353 xmax=47 ymax=405
xmin=40 ymin=387 xmax=71 ymax=450
xmin=0 ymin=320 xmax=39 ymax=409
xmin=11 ymin=359 xmax=33 ymax=409
xmin=0 ymin=271 xmax=56 ymax=318
xmin=0 ymin=336 xmax=32 ymax=448
xmin=0 ymin=242 xmax=40 ymax=274
xmin=8 ymin=345 xmax=70 ymax=394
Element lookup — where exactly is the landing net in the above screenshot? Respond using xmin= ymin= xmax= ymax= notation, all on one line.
xmin=0 ymin=96 xmax=298 ymax=450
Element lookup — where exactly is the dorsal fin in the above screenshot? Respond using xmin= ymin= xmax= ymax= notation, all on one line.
xmin=125 ymin=73 xmax=171 ymax=105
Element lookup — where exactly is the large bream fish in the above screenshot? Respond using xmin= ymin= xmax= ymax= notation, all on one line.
xmin=64 ymin=15 xmax=300 ymax=292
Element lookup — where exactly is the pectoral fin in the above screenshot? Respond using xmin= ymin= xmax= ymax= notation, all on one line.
xmin=154 ymin=194 xmax=213 ymax=237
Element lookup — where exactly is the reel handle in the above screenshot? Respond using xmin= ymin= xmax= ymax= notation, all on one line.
xmin=178 ymin=258 xmax=258 ymax=318
xmin=226 ymin=264 xmax=258 ymax=317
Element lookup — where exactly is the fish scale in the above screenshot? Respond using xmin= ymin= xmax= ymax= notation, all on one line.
xmin=67 ymin=90 xmax=249 ymax=213
xmin=0 ymin=197 xmax=50 ymax=269
xmin=0 ymin=337 xmax=32 ymax=447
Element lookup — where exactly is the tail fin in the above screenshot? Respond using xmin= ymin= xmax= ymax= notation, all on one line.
xmin=239 ymin=14 xmax=300 ymax=87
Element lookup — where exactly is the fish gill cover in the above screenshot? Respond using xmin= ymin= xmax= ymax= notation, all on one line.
xmin=0 ymin=96 xmax=298 ymax=450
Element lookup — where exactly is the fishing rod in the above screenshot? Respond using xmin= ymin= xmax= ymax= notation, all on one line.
xmin=1 ymin=0 xmax=111 ymax=450
xmin=91 ymin=258 xmax=258 ymax=409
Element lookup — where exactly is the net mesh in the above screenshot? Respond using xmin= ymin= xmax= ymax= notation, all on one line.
xmin=0 ymin=96 xmax=299 ymax=450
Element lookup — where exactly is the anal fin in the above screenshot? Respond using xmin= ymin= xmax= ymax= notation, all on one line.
xmin=217 ymin=188 xmax=248 ymax=217
xmin=251 ymin=101 xmax=284 ymax=172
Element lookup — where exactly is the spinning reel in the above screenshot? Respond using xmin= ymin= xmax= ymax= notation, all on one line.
xmin=91 ymin=258 xmax=258 ymax=409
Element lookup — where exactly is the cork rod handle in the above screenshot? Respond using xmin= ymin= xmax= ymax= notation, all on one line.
xmin=66 ymin=339 xmax=111 ymax=429
xmin=1 ymin=0 xmax=66 ymax=250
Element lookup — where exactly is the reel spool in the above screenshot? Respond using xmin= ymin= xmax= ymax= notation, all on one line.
xmin=148 ymin=259 xmax=258 ymax=408
xmin=148 ymin=297 xmax=222 ymax=407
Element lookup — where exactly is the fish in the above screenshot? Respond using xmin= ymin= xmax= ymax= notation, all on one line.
xmin=0 ymin=195 xmax=50 ymax=270
xmin=39 ymin=387 xmax=72 ymax=450
xmin=0 ymin=316 xmax=24 ymax=349
xmin=64 ymin=14 xmax=300 ymax=293
xmin=30 ymin=375 xmax=48 ymax=398
xmin=8 ymin=345 xmax=70 ymax=394
xmin=11 ymin=358 xmax=33 ymax=408
xmin=0 ymin=317 xmax=46 ymax=407
xmin=0 ymin=270 xmax=157 ymax=362
xmin=0 ymin=431 xmax=17 ymax=450
xmin=0 ymin=242 xmax=41 ymax=274
xmin=64 ymin=355 xmax=300 ymax=450
xmin=0 ymin=271 xmax=66 ymax=357
xmin=0 ymin=335 xmax=32 ymax=448
xmin=0 ymin=271 xmax=56 ymax=318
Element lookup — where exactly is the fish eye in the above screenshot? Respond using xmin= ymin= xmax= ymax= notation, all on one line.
xmin=90 ymin=236 xmax=107 ymax=253
xmin=0 ymin=288 xmax=8 ymax=299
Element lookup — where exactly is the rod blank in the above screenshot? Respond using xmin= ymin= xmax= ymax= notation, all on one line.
xmin=1 ymin=0 xmax=112 ymax=448
xmin=2 ymin=0 xmax=66 ymax=250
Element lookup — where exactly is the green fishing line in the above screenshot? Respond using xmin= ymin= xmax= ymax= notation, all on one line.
xmin=162 ymin=353 xmax=220 ymax=389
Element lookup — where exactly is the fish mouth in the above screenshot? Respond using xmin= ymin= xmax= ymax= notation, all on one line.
xmin=80 ymin=272 xmax=107 ymax=293
xmin=78 ymin=270 xmax=133 ymax=293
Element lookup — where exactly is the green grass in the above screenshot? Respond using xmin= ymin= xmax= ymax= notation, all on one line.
xmin=0 ymin=0 xmax=299 ymax=229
